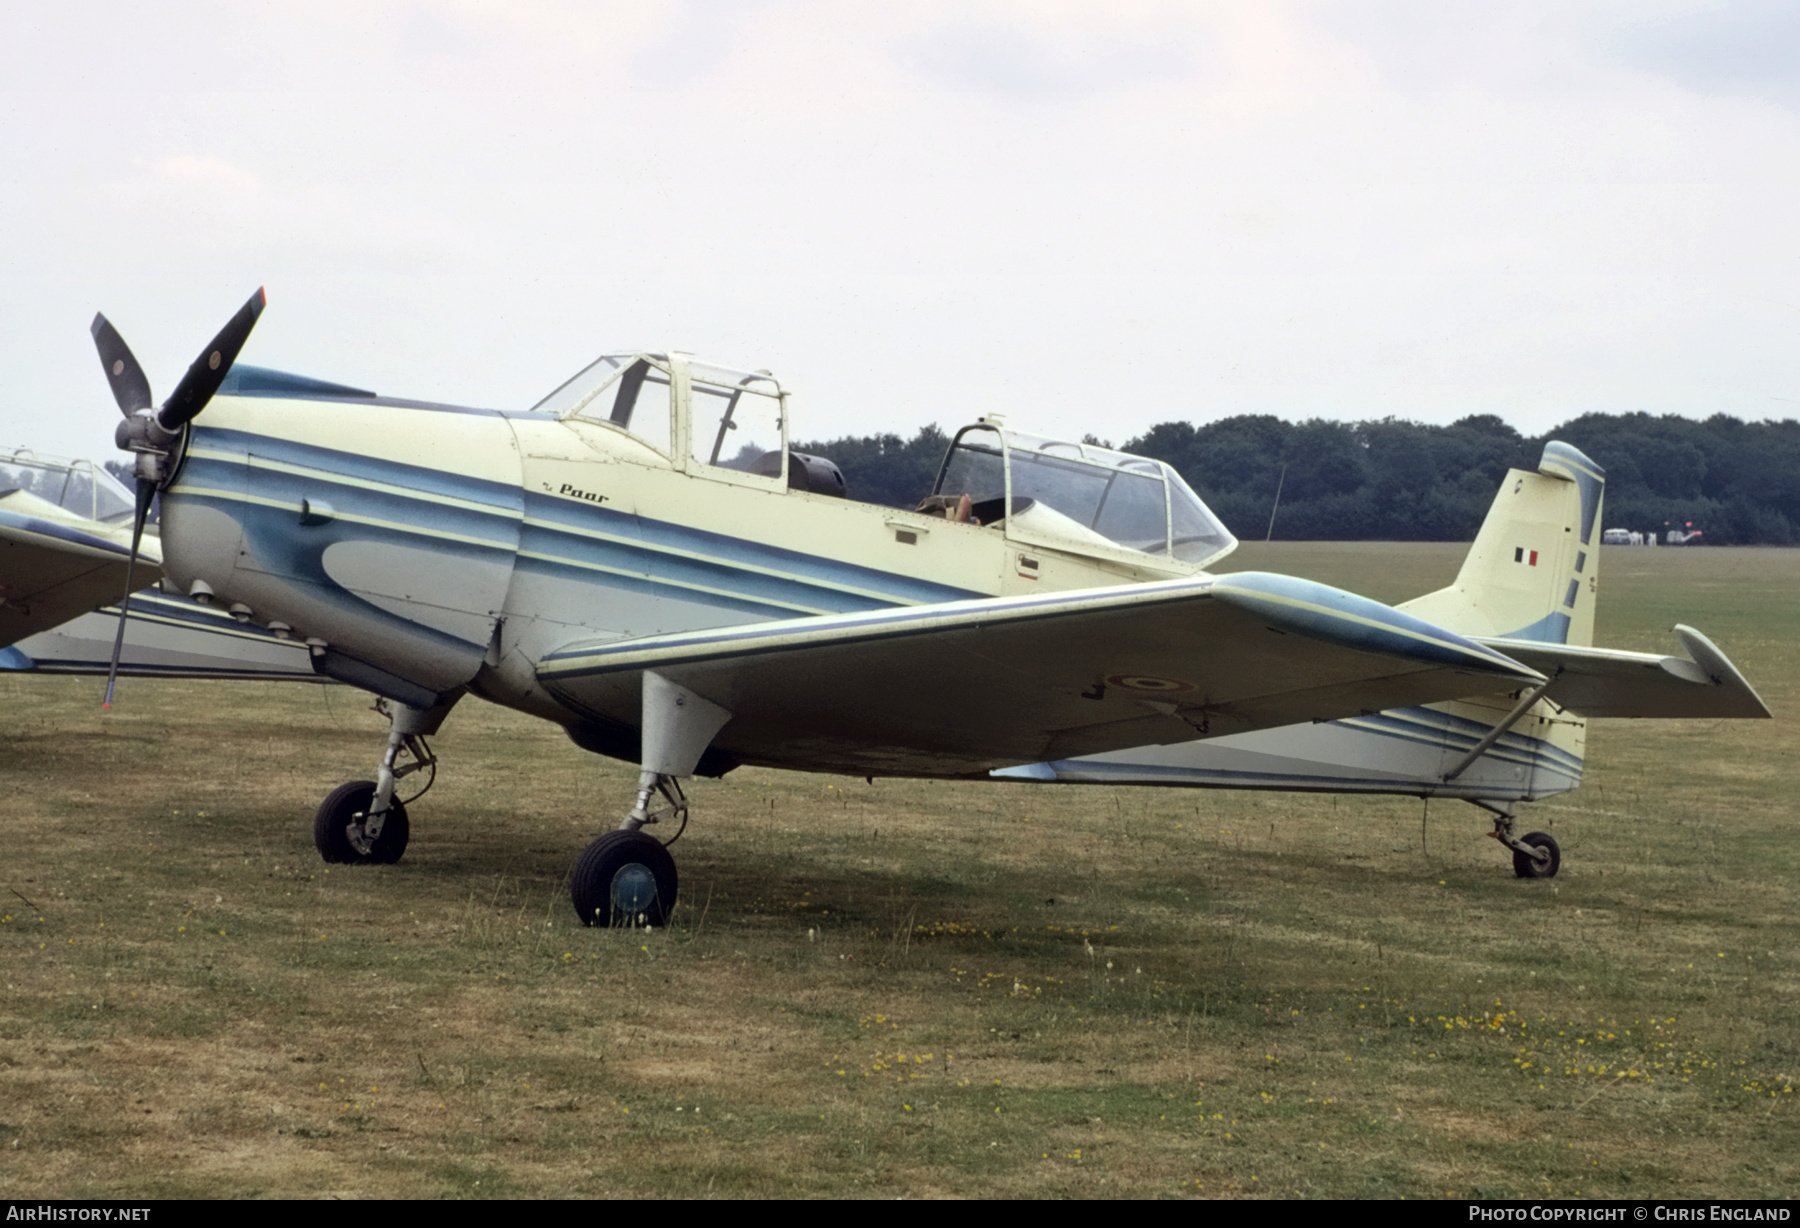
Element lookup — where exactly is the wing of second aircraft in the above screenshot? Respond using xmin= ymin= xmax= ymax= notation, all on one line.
xmin=2 ymin=486 xmax=315 ymax=681
xmin=0 ymin=495 xmax=162 ymax=649
xmin=536 ymin=571 xmax=1546 ymax=777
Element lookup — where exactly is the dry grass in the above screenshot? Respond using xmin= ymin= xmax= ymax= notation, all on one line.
xmin=0 ymin=544 xmax=1795 ymax=1198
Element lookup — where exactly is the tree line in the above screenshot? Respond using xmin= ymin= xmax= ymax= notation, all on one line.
xmin=795 ymin=412 xmax=1800 ymax=545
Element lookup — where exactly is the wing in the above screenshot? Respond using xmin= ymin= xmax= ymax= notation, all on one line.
xmin=1477 ymin=626 xmax=1770 ymax=719
xmin=0 ymin=498 xmax=162 ymax=648
xmin=5 ymin=588 xmax=318 ymax=681
xmin=537 ymin=571 xmax=1545 ymax=777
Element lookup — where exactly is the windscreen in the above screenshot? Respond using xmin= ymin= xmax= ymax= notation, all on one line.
xmin=533 ymin=353 xmax=673 ymax=455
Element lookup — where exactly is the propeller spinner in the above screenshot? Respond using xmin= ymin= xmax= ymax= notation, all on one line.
xmin=91 ymin=288 xmax=267 ymax=707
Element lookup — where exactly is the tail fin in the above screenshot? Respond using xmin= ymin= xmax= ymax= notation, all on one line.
xmin=1398 ymin=441 xmax=1604 ymax=648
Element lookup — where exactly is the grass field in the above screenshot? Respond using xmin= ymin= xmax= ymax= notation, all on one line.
xmin=1 ymin=544 xmax=1794 ymax=1199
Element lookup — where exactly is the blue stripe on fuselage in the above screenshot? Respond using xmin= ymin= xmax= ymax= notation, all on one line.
xmin=521 ymin=492 xmax=977 ymax=614
xmin=1005 ymin=759 xmax=1578 ymax=795
xmin=1339 ymin=705 xmax=1583 ymax=776
xmin=186 ymin=428 xmax=523 ymax=514
xmin=180 ymin=427 xmax=980 ymax=622
xmin=509 ymin=550 xmax=822 ymax=621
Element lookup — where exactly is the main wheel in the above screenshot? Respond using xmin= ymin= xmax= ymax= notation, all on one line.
xmin=571 ymin=830 xmax=678 ymax=927
xmin=313 ymin=780 xmax=410 ymax=865
xmin=1512 ymin=831 xmax=1560 ymax=879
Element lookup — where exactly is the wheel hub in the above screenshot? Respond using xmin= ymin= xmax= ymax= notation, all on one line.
xmin=610 ymin=862 xmax=659 ymax=913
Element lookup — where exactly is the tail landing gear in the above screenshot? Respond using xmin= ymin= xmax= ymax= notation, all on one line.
xmin=1511 ymin=830 xmax=1560 ymax=879
xmin=1477 ymin=801 xmax=1561 ymax=879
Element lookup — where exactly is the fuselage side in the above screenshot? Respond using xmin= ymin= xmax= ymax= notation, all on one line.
xmin=158 ymin=387 xmax=1208 ymax=741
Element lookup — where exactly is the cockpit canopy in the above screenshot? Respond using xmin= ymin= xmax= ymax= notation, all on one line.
xmin=531 ymin=356 xmax=1237 ymax=569
xmin=933 ymin=425 xmax=1237 ymax=568
xmin=532 ymin=352 xmax=788 ymax=474
xmin=532 ymin=352 xmax=679 ymax=452
xmin=0 ymin=449 xmax=137 ymax=524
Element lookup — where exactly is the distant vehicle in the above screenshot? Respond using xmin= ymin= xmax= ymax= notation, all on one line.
xmin=1601 ymin=527 xmax=1639 ymax=545
xmin=1665 ymin=526 xmax=1704 ymax=545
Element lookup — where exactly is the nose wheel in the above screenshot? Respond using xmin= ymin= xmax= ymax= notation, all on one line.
xmin=311 ymin=696 xmax=445 ymax=867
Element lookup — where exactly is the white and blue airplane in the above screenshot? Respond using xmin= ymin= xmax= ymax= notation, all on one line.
xmin=15 ymin=289 xmax=1765 ymax=925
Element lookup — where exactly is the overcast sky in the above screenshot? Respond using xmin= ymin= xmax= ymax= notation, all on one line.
xmin=4 ymin=1 xmax=1800 ymax=462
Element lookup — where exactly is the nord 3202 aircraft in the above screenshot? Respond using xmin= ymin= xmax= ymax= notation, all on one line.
xmin=39 ymin=289 xmax=1764 ymax=925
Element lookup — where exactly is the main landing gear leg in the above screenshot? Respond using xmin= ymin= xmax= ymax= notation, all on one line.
xmin=1475 ymin=800 xmax=1561 ymax=880
xmin=570 ymin=673 xmax=731 ymax=927
xmin=313 ymin=693 xmax=457 ymax=866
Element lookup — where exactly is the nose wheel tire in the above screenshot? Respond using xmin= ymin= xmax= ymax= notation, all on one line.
xmin=314 ymin=780 xmax=411 ymax=865
xmin=1512 ymin=831 xmax=1560 ymax=879
xmin=571 ymin=830 xmax=678 ymax=927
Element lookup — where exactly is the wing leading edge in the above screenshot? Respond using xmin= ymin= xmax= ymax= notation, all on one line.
xmin=537 ymin=571 xmax=1545 ymax=777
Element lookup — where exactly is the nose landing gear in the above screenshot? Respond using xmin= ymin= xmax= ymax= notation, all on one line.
xmin=314 ymin=780 xmax=412 ymax=864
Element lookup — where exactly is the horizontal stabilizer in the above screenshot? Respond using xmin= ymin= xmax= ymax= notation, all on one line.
xmin=1475 ymin=626 xmax=1770 ymax=719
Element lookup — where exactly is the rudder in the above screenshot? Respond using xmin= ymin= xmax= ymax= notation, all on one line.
xmin=1399 ymin=441 xmax=1604 ymax=648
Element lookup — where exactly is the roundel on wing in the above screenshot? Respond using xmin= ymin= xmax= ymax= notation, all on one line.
xmin=1105 ymin=673 xmax=1196 ymax=694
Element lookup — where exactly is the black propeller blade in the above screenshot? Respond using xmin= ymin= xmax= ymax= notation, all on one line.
xmin=160 ymin=287 xmax=266 ymax=430
xmin=92 ymin=287 xmax=267 ymax=708
xmin=90 ymin=314 xmax=153 ymax=416
xmin=101 ymin=480 xmax=160 ymax=710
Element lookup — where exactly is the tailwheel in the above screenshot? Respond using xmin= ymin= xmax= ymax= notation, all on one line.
xmin=1512 ymin=830 xmax=1560 ymax=879
xmin=314 ymin=780 xmax=410 ymax=865
xmin=571 ymin=830 xmax=678 ymax=927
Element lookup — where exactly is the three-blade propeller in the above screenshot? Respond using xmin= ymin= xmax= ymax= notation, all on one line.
xmin=90 ymin=288 xmax=267 ymax=707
